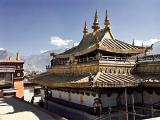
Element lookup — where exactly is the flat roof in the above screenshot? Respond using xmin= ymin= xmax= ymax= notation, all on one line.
xmin=0 ymin=60 xmax=24 ymax=63
xmin=144 ymin=117 xmax=160 ymax=120
xmin=0 ymin=97 xmax=67 ymax=120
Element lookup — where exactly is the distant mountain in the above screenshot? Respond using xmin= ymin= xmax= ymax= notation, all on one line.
xmin=0 ymin=49 xmax=7 ymax=59
xmin=0 ymin=49 xmax=51 ymax=73
xmin=24 ymin=51 xmax=51 ymax=74
xmin=0 ymin=49 xmax=15 ymax=60
xmin=23 ymin=49 xmax=66 ymax=74
xmin=0 ymin=48 xmax=66 ymax=74
xmin=148 ymin=41 xmax=160 ymax=55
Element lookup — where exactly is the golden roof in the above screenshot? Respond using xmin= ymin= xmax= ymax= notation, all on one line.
xmin=31 ymin=72 xmax=140 ymax=88
xmin=53 ymin=10 xmax=152 ymax=58
xmin=56 ymin=28 xmax=150 ymax=58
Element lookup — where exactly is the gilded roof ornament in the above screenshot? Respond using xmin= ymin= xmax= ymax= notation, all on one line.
xmin=16 ymin=52 xmax=20 ymax=61
xmin=142 ymin=42 xmax=143 ymax=47
xmin=132 ymin=39 xmax=135 ymax=46
xmin=104 ymin=9 xmax=110 ymax=28
xmin=83 ymin=21 xmax=88 ymax=36
xmin=92 ymin=9 xmax=100 ymax=32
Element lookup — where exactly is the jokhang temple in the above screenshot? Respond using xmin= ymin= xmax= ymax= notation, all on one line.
xmin=31 ymin=10 xmax=160 ymax=118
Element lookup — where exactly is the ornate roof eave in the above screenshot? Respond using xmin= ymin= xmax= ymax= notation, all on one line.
xmin=30 ymin=79 xmax=93 ymax=88
xmin=146 ymin=44 xmax=154 ymax=51
xmin=99 ymin=46 xmax=148 ymax=54
xmin=30 ymin=80 xmax=139 ymax=88
xmin=55 ymin=44 xmax=149 ymax=58
xmin=74 ymin=45 xmax=97 ymax=57
xmin=30 ymin=72 xmax=141 ymax=88
xmin=55 ymin=45 xmax=98 ymax=58
xmin=55 ymin=54 xmax=71 ymax=58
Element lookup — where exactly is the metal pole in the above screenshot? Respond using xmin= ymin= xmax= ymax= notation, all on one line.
xmin=108 ymin=104 xmax=111 ymax=120
xmin=141 ymin=86 xmax=144 ymax=114
xmin=132 ymin=93 xmax=136 ymax=120
xmin=125 ymin=88 xmax=128 ymax=120
xmin=150 ymin=93 xmax=154 ymax=117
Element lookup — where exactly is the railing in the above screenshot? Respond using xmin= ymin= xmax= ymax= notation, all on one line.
xmin=78 ymin=56 xmax=97 ymax=63
xmin=101 ymin=56 xmax=127 ymax=61
xmin=137 ymin=54 xmax=160 ymax=62
xmin=48 ymin=56 xmax=136 ymax=68
xmin=0 ymin=80 xmax=12 ymax=85
xmin=78 ymin=56 xmax=134 ymax=63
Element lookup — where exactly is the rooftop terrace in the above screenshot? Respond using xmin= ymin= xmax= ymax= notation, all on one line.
xmin=0 ymin=97 xmax=67 ymax=120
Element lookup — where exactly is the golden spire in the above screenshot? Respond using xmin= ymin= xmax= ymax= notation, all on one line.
xmin=142 ymin=42 xmax=143 ymax=47
xmin=92 ymin=9 xmax=100 ymax=32
xmin=132 ymin=39 xmax=135 ymax=46
xmin=104 ymin=9 xmax=110 ymax=28
xmin=83 ymin=21 xmax=88 ymax=36
xmin=16 ymin=52 xmax=20 ymax=61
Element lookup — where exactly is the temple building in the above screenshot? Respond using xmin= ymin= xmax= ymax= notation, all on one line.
xmin=0 ymin=53 xmax=24 ymax=98
xmin=31 ymin=10 xmax=160 ymax=119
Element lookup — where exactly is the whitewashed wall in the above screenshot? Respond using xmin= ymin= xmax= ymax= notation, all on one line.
xmin=133 ymin=91 xmax=142 ymax=103
xmin=120 ymin=93 xmax=133 ymax=105
xmin=101 ymin=93 xmax=117 ymax=107
xmin=83 ymin=94 xmax=98 ymax=106
xmin=143 ymin=91 xmax=160 ymax=104
xmin=24 ymin=88 xmax=41 ymax=103
xmin=50 ymin=90 xmax=97 ymax=107
xmin=101 ymin=91 xmax=143 ymax=108
xmin=24 ymin=88 xmax=34 ymax=102
xmin=40 ymin=89 xmax=45 ymax=101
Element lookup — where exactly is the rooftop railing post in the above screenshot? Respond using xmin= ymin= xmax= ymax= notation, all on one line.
xmin=124 ymin=88 xmax=128 ymax=120
xmin=132 ymin=93 xmax=136 ymax=120
xmin=108 ymin=104 xmax=111 ymax=120
xmin=150 ymin=92 xmax=154 ymax=117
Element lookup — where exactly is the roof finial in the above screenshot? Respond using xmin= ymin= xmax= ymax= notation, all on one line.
xmin=16 ymin=52 xmax=20 ymax=61
xmin=83 ymin=21 xmax=88 ymax=36
xmin=132 ymin=39 xmax=135 ymax=46
xmin=92 ymin=9 xmax=100 ymax=32
xmin=142 ymin=42 xmax=143 ymax=47
xmin=104 ymin=9 xmax=110 ymax=28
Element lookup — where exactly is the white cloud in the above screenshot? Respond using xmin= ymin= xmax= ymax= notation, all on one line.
xmin=0 ymin=48 xmax=5 ymax=51
xmin=131 ymin=38 xmax=160 ymax=46
xmin=50 ymin=36 xmax=73 ymax=47
xmin=143 ymin=39 xmax=160 ymax=46
xmin=40 ymin=50 xmax=48 ymax=53
xmin=73 ymin=42 xmax=80 ymax=47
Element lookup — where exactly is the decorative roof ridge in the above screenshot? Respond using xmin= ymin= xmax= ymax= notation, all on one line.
xmin=57 ymin=28 xmax=106 ymax=56
xmin=113 ymin=38 xmax=147 ymax=49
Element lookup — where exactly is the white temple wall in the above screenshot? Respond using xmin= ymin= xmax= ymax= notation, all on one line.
xmin=120 ymin=93 xmax=133 ymax=105
xmin=133 ymin=91 xmax=142 ymax=103
xmin=40 ymin=89 xmax=45 ymax=100
xmin=50 ymin=90 xmax=97 ymax=107
xmin=83 ymin=94 xmax=97 ymax=106
xmin=70 ymin=93 xmax=80 ymax=104
xmin=61 ymin=91 xmax=69 ymax=101
xmin=143 ymin=91 xmax=160 ymax=104
xmin=51 ymin=90 xmax=59 ymax=98
xmin=24 ymin=88 xmax=34 ymax=102
xmin=24 ymin=88 xmax=41 ymax=103
xmin=101 ymin=93 xmax=117 ymax=107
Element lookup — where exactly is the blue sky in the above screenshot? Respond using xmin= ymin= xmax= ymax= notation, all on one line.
xmin=0 ymin=0 xmax=160 ymax=56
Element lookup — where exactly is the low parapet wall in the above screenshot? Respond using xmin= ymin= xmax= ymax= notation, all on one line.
xmin=47 ymin=61 xmax=136 ymax=75
xmin=135 ymin=61 xmax=160 ymax=74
